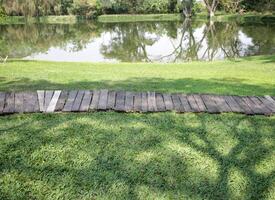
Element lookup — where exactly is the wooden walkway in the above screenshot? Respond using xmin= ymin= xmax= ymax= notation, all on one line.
xmin=0 ymin=90 xmax=275 ymax=116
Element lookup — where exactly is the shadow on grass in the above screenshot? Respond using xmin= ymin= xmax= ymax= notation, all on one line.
xmin=0 ymin=113 xmax=274 ymax=199
xmin=0 ymin=76 xmax=274 ymax=96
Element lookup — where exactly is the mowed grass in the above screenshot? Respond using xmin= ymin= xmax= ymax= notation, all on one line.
xmin=0 ymin=55 xmax=275 ymax=96
xmin=1 ymin=56 xmax=275 ymax=199
xmin=0 ymin=112 xmax=274 ymax=200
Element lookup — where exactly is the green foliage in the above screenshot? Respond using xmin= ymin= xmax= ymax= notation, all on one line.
xmin=138 ymin=0 xmax=170 ymax=14
xmin=0 ymin=6 xmax=6 ymax=18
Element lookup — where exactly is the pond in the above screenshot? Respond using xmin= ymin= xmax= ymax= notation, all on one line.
xmin=1 ymin=20 xmax=275 ymax=62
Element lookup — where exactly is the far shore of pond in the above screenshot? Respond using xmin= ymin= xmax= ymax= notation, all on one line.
xmin=1 ymin=12 xmax=275 ymax=24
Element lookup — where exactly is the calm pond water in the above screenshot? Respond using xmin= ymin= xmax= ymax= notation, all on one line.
xmin=1 ymin=20 xmax=275 ymax=62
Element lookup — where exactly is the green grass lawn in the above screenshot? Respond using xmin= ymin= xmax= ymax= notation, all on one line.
xmin=1 ymin=55 xmax=275 ymax=96
xmin=0 ymin=113 xmax=274 ymax=200
xmin=1 ymin=55 xmax=275 ymax=199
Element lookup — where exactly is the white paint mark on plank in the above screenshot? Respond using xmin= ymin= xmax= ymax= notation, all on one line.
xmin=46 ymin=91 xmax=61 ymax=113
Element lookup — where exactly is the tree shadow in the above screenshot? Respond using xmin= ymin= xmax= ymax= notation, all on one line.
xmin=0 ymin=76 xmax=274 ymax=96
xmin=0 ymin=113 xmax=274 ymax=199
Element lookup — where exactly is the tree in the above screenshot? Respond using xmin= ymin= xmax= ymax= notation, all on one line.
xmin=220 ymin=0 xmax=243 ymax=13
xmin=181 ymin=0 xmax=194 ymax=18
xmin=203 ymin=0 xmax=219 ymax=18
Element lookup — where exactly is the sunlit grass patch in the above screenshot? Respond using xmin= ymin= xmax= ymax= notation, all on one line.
xmin=1 ymin=112 xmax=274 ymax=199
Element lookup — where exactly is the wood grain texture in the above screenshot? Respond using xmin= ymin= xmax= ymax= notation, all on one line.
xmin=0 ymin=90 xmax=274 ymax=116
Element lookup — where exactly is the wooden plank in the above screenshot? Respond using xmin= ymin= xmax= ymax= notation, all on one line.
xmin=133 ymin=92 xmax=142 ymax=112
xmin=257 ymin=96 xmax=275 ymax=113
xmin=147 ymin=92 xmax=157 ymax=112
xmin=242 ymin=96 xmax=265 ymax=115
xmin=0 ymin=92 xmax=5 ymax=114
xmin=46 ymin=91 xmax=61 ymax=113
xmin=213 ymin=96 xmax=232 ymax=113
xmin=156 ymin=93 xmax=165 ymax=112
xmin=201 ymin=95 xmax=219 ymax=113
xmin=3 ymin=92 xmax=15 ymax=114
xmin=265 ymin=96 xmax=275 ymax=105
xmin=44 ymin=91 xmax=54 ymax=111
xmin=141 ymin=92 xmax=148 ymax=112
xmin=125 ymin=92 xmax=134 ymax=112
xmin=90 ymin=90 xmax=100 ymax=110
xmin=224 ymin=96 xmax=243 ymax=113
xmin=249 ymin=96 xmax=272 ymax=115
xmin=23 ymin=92 xmax=39 ymax=113
xmin=72 ymin=90 xmax=85 ymax=112
xmin=233 ymin=96 xmax=254 ymax=115
xmin=79 ymin=90 xmax=93 ymax=112
xmin=37 ymin=90 xmax=45 ymax=112
xmin=171 ymin=94 xmax=184 ymax=113
xmin=98 ymin=89 xmax=109 ymax=110
xmin=107 ymin=91 xmax=116 ymax=110
xmin=63 ymin=90 xmax=78 ymax=112
xmin=55 ymin=91 xmax=69 ymax=112
xmin=115 ymin=91 xmax=125 ymax=112
xmin=178 ymin=94 xmax=192 ymax=112
xmin=14 ymin=92 xmax=24 ymax=113
xmin=163 ymin=94 xmax=173 ymax=111
xmin=193 ymin=94 xmax=207 ymax=112
xmin=187 ymin=95 xmax=200 ymax=112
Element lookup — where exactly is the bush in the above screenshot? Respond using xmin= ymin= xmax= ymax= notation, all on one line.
xmin=0 ymin=6 xmax=7 ymax=18
xmin=70 ymin=0 xmax=98 ymax=18
xmin=138 ymin=0 xmax=170 ymax=14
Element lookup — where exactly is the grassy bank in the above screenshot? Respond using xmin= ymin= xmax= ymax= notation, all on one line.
xmin=0 ymin=15 xmax=87 ymax=25
xmin=1 ymin=13 xmax=275 ymax=24
xmin=0 ymin=55 xmax=275 ymax=96
xmin=1 ymin=56 xmax=275 ymax=199
xmin=195 ymin=12 xmax=275 ymax=23
xmin=98 ymin=14 xmax=182 ymax=23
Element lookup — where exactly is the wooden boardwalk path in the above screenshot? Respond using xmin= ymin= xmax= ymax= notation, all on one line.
xmin=0 ymin=90 xmax=275 ymax=116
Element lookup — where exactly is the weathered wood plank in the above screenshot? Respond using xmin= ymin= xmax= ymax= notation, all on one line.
xmin=257 ymin=96 xmax=275 ymax=113
xmin=141 ymin=92 xmax=148 ymax=112
xmin=44 ymin=91 xmax=54 ymax=111
xmin=79 ymin=90 xmax=93 ymax=112
xmin=37 ymin=90 xmax=45 ymax=112
xmin=249 ymin=96 xmax=272 ymax=115
xmin=46 ymin=91 xmax=61 ymax=113
xmin=107 ymin=91 xmax=116 ymax=110
xmin=233 ymin=96 xmax=254 ymax=115
xmin=55 ymin=91 xmax=69 ymax=112
xmin=14 ymin=92 xmax=24 ymax=113
xmin=63 ymin=90 xmax=78 ymax=112
xmin=90 ymin=90 xmax=100 ymax=110
xmin=224 ymin=96 xmax=243 ymax=113
xmin=187 ymin=95 xmax=200 ymax=112
xmin=178 ymin=94 xmax=192 ymax=112
xmin=115 ymin=91 xmax=126 ymax=111
xmin=213 ymin=96 xmax=232 ymax=113
xmin=3 ymin=92 xmax=15 ymax=114
xmin=156 ymin=93 xmax=165 ymax=112
xmin=242 ymin=96 xmax=265 ymax=115
xmin=201 ymin=95 xmax=219 ymax=113
xmin=171 ymin=94 xmax=184 ymax=113
xmin=148 ymin=92 xmax=157 ymax=112
xmin=193 ymin=94 xmax=207 ymax=112
xmin=72 ymin=90 xmax=85 ymax=112
xmin=133 ymin=92 xmax=142 ymax=112
xmin=98 ymin=89 xmax=109 ymax=111
xmin=23 ymin=92 xmax=39 ymax=113
xmin=163 ymin=94 xmax=173 ymax=111
xmin=0 ymin=92 xmax=5 ymax=114
xmin=125 ymin=92 xmax=134 ymax=112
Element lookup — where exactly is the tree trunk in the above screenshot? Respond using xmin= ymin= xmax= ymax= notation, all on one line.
xmin=209 ymin=10 xmax=215 ymax=18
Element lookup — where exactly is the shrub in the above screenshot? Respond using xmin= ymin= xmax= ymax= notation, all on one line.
xmin=138 ymin=0 xmax=170 ymax=14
